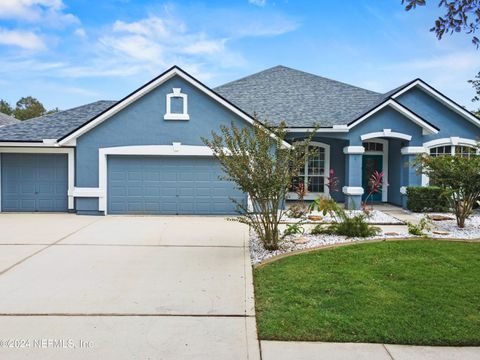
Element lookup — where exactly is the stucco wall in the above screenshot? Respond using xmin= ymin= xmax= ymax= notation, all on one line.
xmin=75 ymin=75 xmax=250 ymax=213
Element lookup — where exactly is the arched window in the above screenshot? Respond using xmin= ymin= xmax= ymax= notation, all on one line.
xmin=429 ymin=145 xmax=477 ymax=158
xmin=291 ymin=142 xmax=330 ymax=196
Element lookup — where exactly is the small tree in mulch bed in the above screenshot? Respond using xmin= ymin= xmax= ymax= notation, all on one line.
xmin=416 ymin=150 xmax=480 ymax=228
xmin=202 ymin=120 xmax=315 ymax=251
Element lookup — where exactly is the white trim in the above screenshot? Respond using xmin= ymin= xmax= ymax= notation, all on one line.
xmin=69 ymin=187 xmax=105 ymax=198
xmin=0 ymin=147 xmax=75 ymax=211
xmin=58 ymin=66 xmax=291 ymax=149
xmin=97 ymin=144 xmax=220 ymax=214
xmin=360 ymin=129 xmax=412 ymax=141
xmin=347 ymin=99 xmax=438 ymax=134
xmin=423 ymin=137 xmax=478 ymax=149
xmin=400 ymin=146 xmax=427 ymax=155
xmin=343 ymin=146 xmax=365 ymax=154
xmin=0 ymin=142 xmax=65 ymax=147
xmin=164 ymin=88 xmax=190 ymax=120
xmin=284 ymin=127 xmax=349 ymax=133
xmin=400 ymin=186 xmax=407 ymax=195
xmin=391 ymin=80 xmax=480 ymax=128
xmin=363 ymin=139 xmax=389 ymax=202
xmin=342 ymin=186 xmax=364 ymax=195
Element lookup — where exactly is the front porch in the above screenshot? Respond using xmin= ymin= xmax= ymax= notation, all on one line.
xmin=287 ymin=133 xmax=425 ymax=210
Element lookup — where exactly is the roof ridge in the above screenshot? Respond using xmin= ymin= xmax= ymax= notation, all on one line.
xmin=215 ymin=65 xmax=380 ymax=95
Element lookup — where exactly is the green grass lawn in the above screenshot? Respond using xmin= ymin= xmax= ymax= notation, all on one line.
xmin=254 ymin=240 xmax=480 ymax=345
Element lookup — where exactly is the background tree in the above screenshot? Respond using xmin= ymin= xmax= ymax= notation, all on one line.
xmin=203 ymin=120 xmax=314 ymax=251
xmin=0 ymin=100 xmax=13 ymax=116
xmin=402 ymin=0 xmax=480 ymax=113
xmin=13 ymin=96 xmax=47 ymax=120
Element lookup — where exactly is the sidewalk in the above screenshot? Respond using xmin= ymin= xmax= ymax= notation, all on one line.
xmin=261 ymin=341 xmax=480 ymax=360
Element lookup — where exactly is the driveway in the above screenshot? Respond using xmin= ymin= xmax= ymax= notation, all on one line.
xmin=0 ymin=214 xmax=259 ymax=359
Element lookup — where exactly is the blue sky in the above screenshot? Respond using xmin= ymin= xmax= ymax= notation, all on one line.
xmin=0 ymin=0 xmax=478 ymax=111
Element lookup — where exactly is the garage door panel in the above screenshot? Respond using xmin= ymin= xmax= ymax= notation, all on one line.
xmin=107 ymin=156 xmax=245 ymax=215
xmin=1 ymin=154 xmax=68 ymax=212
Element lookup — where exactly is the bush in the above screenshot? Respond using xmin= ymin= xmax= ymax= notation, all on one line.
xmin=329 ymin=215 xmax=381 ymax=238
xmin=406 ymin=186 xmax=449 ymax=213
xmin=287 ymin=203 xmax=308 ymax=218
xmin=283 ymin=223 xmax=305 ymax=237
xmin=310 ymin=215 xmax=380 ymax=238
xmin=407 ymin=217 xmax=432 ymax=236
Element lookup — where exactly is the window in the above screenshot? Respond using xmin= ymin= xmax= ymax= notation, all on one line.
xmin=291 ymin=144 xmax=329 ymax=194
xmin=164 ymin=88 xmax=189 ymax=120
xmin=363 ymin=142 xmax=383 ymax=152
xmin=429 ymin=145 xmax=477 ymax=157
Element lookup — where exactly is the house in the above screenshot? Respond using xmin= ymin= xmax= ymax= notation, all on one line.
xmin=0 ymin=112 xmax=19 ymax=127
xmin=0 ymin=65 xmax=478 ymax=215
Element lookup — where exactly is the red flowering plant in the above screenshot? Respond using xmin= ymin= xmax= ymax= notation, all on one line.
xmin=326 ymin=168 xmax=339 ymax=195
xmin=361 ymin=170 xmax=386 ymax=214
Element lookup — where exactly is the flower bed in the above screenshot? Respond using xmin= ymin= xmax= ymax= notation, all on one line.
xmin=281 ymin=209 xmax=403 ymax=225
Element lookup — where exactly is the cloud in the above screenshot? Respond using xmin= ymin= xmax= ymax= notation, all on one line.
xmin=74 ymin=28 xmax=86 ymax=38
xmin=249 ymin=0 xmax=267 ymax=6
xmin=0 ymin=28 xmax=45 ymax=50
xmin=0 ymin=0 xmax=79 ymax=26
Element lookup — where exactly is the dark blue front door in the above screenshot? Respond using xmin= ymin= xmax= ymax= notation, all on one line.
xmin=1 ymin=153 xmax=68 ymax=212
xmin=362 ymin=154 xmax=383 ymax=202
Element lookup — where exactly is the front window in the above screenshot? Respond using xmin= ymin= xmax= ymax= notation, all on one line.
xmin=429 ymin=145 xmax=477 ymax=157
xmin=292 ymin=145 xmax=328 ymax=193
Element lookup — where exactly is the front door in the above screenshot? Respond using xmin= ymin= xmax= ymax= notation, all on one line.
xmin=362 ymin=154 xmax=383 ymax=202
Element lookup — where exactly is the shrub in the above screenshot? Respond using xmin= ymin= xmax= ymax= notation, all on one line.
xmin=328 ymin=215 xmax=381 ymax=238
xmin=283 ymin=223 xmax=305 ymax=237
xmin=287 ymin=203 xmax=308 ymax=218
xmin=310 ymin=224 xmax=335 ymax=235
xmin=406 ymin=186 xmax=449 ymax=212
xmin=407 ymin=217 xmax=432 ymax=236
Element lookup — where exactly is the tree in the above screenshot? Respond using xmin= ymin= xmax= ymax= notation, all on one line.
xmin=0 ymin=100 xmax=13 ymax=116
xmin=402 ymin=1 xmax=480 ymax=111
xmin=416 ymin=151 xmax=480 ymax=228
xmin=13 ymin=96 xmax=47 ymax=120
xmin=202 ymin=120 xmax=313 ymax=250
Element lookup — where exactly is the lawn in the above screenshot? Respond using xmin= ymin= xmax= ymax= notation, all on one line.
xmin=254 ymin=240 xmax=480 ymax=345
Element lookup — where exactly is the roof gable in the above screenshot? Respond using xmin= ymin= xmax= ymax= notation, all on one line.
xmin=58 ymin=66 xmax=290 ymax=148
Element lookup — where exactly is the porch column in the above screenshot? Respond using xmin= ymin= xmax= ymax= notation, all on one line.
xmin=399 ymin=146 xmax=427 ymax=208
xmin=343 ymin=146 xmax=365 ymax=209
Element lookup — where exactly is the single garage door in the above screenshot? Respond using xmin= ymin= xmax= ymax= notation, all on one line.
xmin=107 ymin=156 xmax=246 ymax=215
xmin=1 ymin=153 xmax=68 ymax=212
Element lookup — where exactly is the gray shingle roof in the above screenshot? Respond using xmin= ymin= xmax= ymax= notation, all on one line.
xmin=0 ymin=113 xmax=19 ymax=127
xmin=215 ymin=65 xmax=383 ymax=127
xmin=0 ymin=101 xmax=116 ymax=142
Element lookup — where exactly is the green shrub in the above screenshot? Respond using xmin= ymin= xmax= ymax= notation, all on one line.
xmin=310 ymin=224 xmax=336 ymax=235
xmin=329 ymin=215 xmax=381 ymax=237
xmin=406 ymin=186 xmax=449 ymax=213
xmin=407 ymin=217 xmax=432 ymax=236
xmin=310 ymin=215 xmax=380 ymax=238
xmin=283 ymin=223 xmax=305 ymax=237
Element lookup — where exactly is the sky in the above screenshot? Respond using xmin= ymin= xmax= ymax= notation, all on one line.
xmin=0 ymin=0 xmax=478 ymax=111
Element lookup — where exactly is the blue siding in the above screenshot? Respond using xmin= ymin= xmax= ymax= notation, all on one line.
xmin=1 ymin=153 xmax=68 ymax=212
xmin=396 ymin=87 xmax=480 ymax=143
xmin=75 ymin=75 xmax=250 ymax=213
xmin=387 ymin=139 xmax=402 ymax=206
xmin=107 ymin=156 xmax=245 ymax=215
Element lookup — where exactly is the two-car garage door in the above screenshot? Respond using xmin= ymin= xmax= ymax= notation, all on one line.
xmin=107 ymin=156 xmax=245 ymax=215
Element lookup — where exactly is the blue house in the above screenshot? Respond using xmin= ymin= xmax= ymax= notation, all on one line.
xmin=0 ymin=65 xmax=478 ymax=215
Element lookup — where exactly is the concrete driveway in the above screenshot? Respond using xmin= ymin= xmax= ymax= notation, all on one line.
xmin=0 ymin=214 xmax=259 ymax=359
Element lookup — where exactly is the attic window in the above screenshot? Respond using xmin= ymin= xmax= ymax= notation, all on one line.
xmin=164 ymin=88 xmax=190 ymax=120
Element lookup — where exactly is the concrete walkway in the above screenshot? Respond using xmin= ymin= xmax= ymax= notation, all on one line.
xmin=0 ymin=214 xmax=260 ymax=360
xmin=261 ymin=341 xmax=480 ymax=360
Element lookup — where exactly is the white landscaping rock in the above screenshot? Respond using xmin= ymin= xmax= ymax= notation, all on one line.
xmin=282 ymin=210 xmax=403 ymax=225
xmin=251 ymin=211 xmax=480 ymax=264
